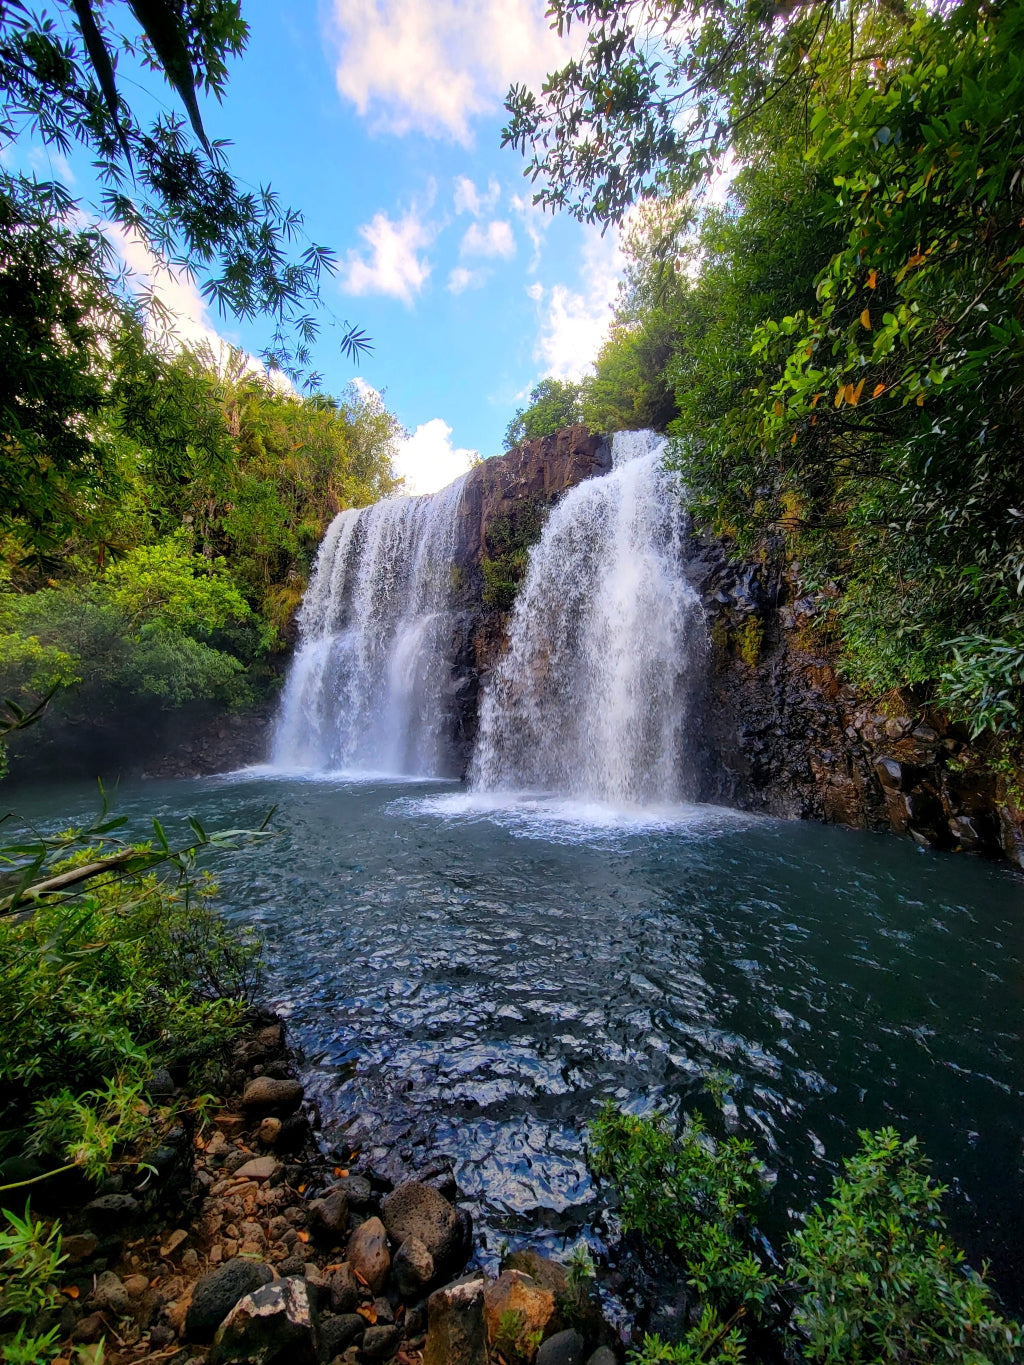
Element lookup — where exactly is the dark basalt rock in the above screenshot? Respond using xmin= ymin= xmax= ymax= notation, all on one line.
xmin=381 ymin=1181 xmax=462 ymax=1272
xmin=186 ymin=1258 xmax=275 ymax=1340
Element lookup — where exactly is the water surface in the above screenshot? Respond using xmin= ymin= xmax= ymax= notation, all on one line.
xmin=15 ymin=773 xmax=1024 ymax=1307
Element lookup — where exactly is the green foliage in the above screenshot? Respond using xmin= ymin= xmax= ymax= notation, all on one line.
xmin=0 ymin=1208 xmax=64 ymax=1365
xmin=581 ymin=313 xmax=678 ymax=434
xmin=589 ymin=1104 xmax=775 ymax=1315
xmin=629 ymin=1308 xmax=746 ymax=1364
xmin=736 ymin=620 xmax=762 ymax=669
xmin=0 ymin=795 xmax=266 ymax=1183
xmin=566 ymin=1241 xmax=596 ymax=1291
xmin=504 ymin=378 xmax=582 ymax=449
xmin=0 ymin=2 xmax=367 ymax=383
xmin=0 ymin=179 xmax=127 ymax=559
xmin=517 ymin=0 xmax=1024 ymax=741
xmin=502 ymin=0 xmax=841 ymax=225
xmin=0 ymin=1208 xmax=63 ymax=1324
xmin=481 ymin=502 xmax=547 ymax=611
xmin=789 ymin=1128 xmax=1022 ymax=1364
xmin=493 ymin=1308 xmax=542 ymax=1363
xmin=746 ymin=3 xmax=1024 ymax=736
xmin=592 ymin=1110 xmax=1022 ymax=1365
xmin=0 ymin=329 xmax=401 ymax=759
xmin=0 ymin=541 xmax=254 ymax=717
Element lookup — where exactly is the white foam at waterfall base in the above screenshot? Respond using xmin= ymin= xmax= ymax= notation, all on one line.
xmin=270 ymin=475 xmax=467 ymax=777
xmin=470 ymin=429 xmax=707 ymax=806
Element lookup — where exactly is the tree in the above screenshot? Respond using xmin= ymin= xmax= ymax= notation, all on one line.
xmin=502 ymin=0 xmax=853 ymax=226
xmin=0 ymin=0 xmax=368 ymax=380
xmin=0 ymin=178 xmax=128 ymax=561
xmin=504 ymin=378 xmax=583 ymax=448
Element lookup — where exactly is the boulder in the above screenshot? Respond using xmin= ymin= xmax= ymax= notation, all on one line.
xmin=83 ymin=1193 xmax=140 ymax=1228
xmin=585 ymin=1350 xmax=617 ymax=1365
xmin=211 ymin=1276 xmax=319 ymax=1365
xmin=537 ymin=1329 xmax=586 ymax=1365
xmin=241 ymin=1076 xmax=304 ymax=1116
xmin=308 ymin=1188 xmax=348 ymax=1242
xmin=503 ymin=1250 xmax=603 ymax=1341
xmin=319 ymin=1312 xmax=365 ymax=1357
xmin=393 ymin=1235 xmax=434 ymax=1298
xmin=328 ymin=1262 xmax=360 ymax=1314
xmin=186 ymin=1258 xmax=275 ymax=1340
xmin=381 ymin=1182 xmax=459 ymax=1268
xmin=331 ymin=1174 xmax=374 ymax=1208
xmin=91 ymin=1271 xmax=131 ymax=1317
xmin=423 ymin=1278 xmax=488 ymax=1365
xmin=361 ymin=1323 xmax=402 ymax=1359
xmin=347 ymin=1216 xmax=390 ymax=1294
xmin=62 ymin=1233 xmax=99 ymax=1265
xmin=484 ymin=1271 xmax=555 ymax=1357
xmin=503 ymin=1250 xmax=569 ymax=1299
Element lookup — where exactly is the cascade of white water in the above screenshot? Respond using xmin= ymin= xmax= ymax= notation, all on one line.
xmin=470 ymin=431 xmax=706 ymax=804
xmin=271 ymin=475 xmax=467 ymax=776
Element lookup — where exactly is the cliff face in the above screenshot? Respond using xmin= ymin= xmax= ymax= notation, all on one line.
xmin=446 ymin=428 xmax=1024 ymax=867
xmin=444 ymin=426 xmax=612 ymax=771
xmin=684 ymin=537 xmax=1024 ymax=865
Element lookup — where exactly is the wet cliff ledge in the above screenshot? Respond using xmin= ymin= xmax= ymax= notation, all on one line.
xmin=683 ymin=534 xmax=1024 ymax=867
xmin=446 ymin=426 xmax=611 ymax=768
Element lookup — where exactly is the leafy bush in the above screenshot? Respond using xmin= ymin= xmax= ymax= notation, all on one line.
xmin=0 ymin=1208 xmax=64 ymax=1365
xmin=0 ymin=799 xmax=265 ymax=1183
xmin=592 ymin=1109 xmax=1022 ymax=1365
xmin=790 ymin=1129 xmax=1023 ymax=1364
xmin=589 ymin=1104 xmax=776 ymax=1315
xmin=629 ymin=1309 xmax=746 ymax=1364
xmin=504 ymin=378 xmax=583 ymax=449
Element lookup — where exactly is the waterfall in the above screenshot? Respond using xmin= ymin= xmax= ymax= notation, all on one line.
xmin=470 ymin=431 xmax=706 ymax=805
xmin=271 ymin=476 xmax=467 ymax=776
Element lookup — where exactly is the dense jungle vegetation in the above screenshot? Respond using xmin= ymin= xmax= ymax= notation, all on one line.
xmin=506 ymin=0 xmax=1024 ymax=753
xmin=0 ymin=0 xmax=396 ymax=774
xmin=0 ymin=310 xmax=400 ymax=768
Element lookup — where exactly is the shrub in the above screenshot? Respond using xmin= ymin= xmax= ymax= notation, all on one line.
xmin=0 ymin=802 xmax=265 ymax=1184
xmin=0 ymin=1208 xmax=64 ymax=1365
xmin=589 ymin=1104 xmax=776 ymax=1315
xmin=789 ymin=1128 xmax=1023 ymax=1364
xmin=591 ymin=1109 xmax=1023 ymax=1365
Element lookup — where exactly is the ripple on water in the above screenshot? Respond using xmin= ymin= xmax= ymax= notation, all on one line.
xmin=10 ymin=774 xmax=1024 ymax=1307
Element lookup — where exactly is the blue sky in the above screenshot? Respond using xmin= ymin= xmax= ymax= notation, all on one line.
xmin=11 ymin=0 xmax=630 ymax=493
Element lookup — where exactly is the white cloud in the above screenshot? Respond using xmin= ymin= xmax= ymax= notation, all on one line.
xmin=351 ymin=376 xmax=382 ymax=404
xmin=327 ymin=0 xmax=579 ymax=144
xmin=525 ymin=281 xmax=544 ymax=302
xmin=27 ymin=145 xmax=75 ymax=184
xmin=459 ymin=219 xmax=516 ymax=260
xmin=447 ymin=265 xmax=490 ymax=295
xmin=394 ymin=418 xmax=479 ymax=495
xmin=454 ymin=175 xmax=500 ymax=217
xmin=341 ymin=205 xmax=435 ymax=305
xmin=510 ymin=191 xmax=550 ymax=271
xmin=530 ymin=226 xmax=625 ymax=380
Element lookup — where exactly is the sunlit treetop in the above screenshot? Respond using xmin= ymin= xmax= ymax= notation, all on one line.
xmin=502 ymin=0 xmax=922 ymax=226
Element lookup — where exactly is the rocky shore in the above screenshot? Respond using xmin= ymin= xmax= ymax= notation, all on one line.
xmin=41 ymin=1016 xmax=619 ymax=1365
